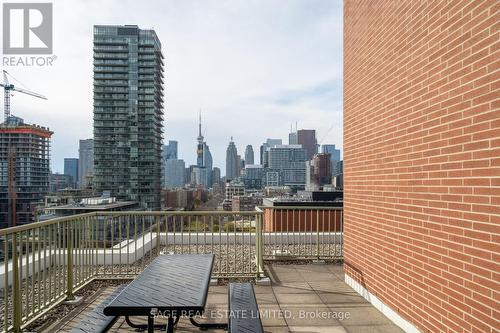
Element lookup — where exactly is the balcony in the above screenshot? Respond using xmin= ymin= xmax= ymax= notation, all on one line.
xmin=0 ymin=208 xmax=401 ymax=332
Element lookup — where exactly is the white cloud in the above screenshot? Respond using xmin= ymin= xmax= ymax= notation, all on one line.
xmin=2 ymin=0 xmax=343 ymax=173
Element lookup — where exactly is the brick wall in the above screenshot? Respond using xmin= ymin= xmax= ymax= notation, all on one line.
xmin=263 ymin=208 xmax=342 ymax=232
xmin=343 ymin=1 xmax=499 ymax=332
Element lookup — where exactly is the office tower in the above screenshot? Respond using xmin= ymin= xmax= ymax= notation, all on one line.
xmin=0 ymin=117 xmax=53 ymax=228
xmin=260 ymin=138 xmax=282 ymax=166
xmin=321 ymin=144 xmax=341 ymax=174
xmin=267 ymin=145 xmax=306 ymax=187
xmin=332 ymin=160 xmax=343 ymax=189
xmin=321 ymin=144 xmax=340 ymax=161
xmin=266 ymin=139 xmax=282 ymax=147
xmin=78 ymin=139 xmax=94 ymax=188
xmin=203 ymin=145 xmax=213 ymax=186
xmin=259 ymin=145 xmax=265 ymax=165
xmin=212 ymin=167 xmax=221 ymax=185
xmin=163 ymin=140 xmax=178 ymax=160
xmin=64 ymin=158 xmax=79 ymax=188
xmin=225 ymin=137 xmax=238 ymax=181
xmin=185 ymin=166 xmax=193 ymax=184
xmin=244 ymin=145 xmax=254 ymax=165
xmin=306 ymin=153 xmax=333 ymax=191
xmin=332 ymin=173 xmax=343 ymax=189
xmin=289 ymin=131 xmax=298 ymax=144
xmin=334 ymin=160 xmax=343 ymax=175
xmin=305 ymin=162 xmax=315 ymax=191
xmin=312 ymin=153 xmax=332 ymax=185
xmin=193 ymin=167 xmax=208 ymax=187
xmin=164 ymin=159 xmax=185 ymax=188
xmin=297 ymin=129 xmax=317 ymax=160
xmin=93 ymin=25 xmax=164 ymax=210
xmin=161 ymin=141 xmax=179 ymax=188
xmin=242 ymin=165 xmax=265 ymax=189
xmin=236 ymin=155 xmax=242 ymax=176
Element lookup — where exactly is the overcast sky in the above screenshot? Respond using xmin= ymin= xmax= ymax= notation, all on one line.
xmin=2 ymin=0 xmax=343 ymax=173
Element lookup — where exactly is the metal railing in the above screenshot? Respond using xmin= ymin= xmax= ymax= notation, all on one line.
xmin=261 ymin=206 xmax=343 ymax=260
xmin=0 ymin=207 xmax=342 ymax=332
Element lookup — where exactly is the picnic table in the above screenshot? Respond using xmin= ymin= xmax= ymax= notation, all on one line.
xmin=103 ymin=254 xmax=227 ymax=333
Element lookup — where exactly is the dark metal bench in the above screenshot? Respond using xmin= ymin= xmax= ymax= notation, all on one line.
xmin=70 ymin=284 xmax=127 ymax=333
xmin=228 ymin=283 xmax=263 ymax=333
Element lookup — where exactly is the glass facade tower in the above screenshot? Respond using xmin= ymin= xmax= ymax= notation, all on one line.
xmin=267 ymin=145 xmax=306 ymax=187
xmin=93 ymin=25 xmax=164 ymax=210
xmin=226 ymin=138 xmax=238 ymax=181
xmin=78 ymin=139 xmax=94 ymax=188
xmin=64 ymin=158 xmax=79 ymax=188
xmin=245 ymin=145 xmax=254 ymax=165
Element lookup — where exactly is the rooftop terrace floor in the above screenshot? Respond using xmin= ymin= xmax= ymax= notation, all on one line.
xmin=51 ymin=264 xmax=403 ymax=333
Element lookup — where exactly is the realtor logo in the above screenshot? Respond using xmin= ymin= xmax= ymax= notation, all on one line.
xmin=2 ymin=3 xmax=53 ymax=54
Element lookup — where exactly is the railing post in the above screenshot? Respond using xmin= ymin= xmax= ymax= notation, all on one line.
xmin=255 ymin=214 xmax=260 ymax=278
xmin=259 ymin=211 xmax=265 ymax=273
xmin=12 ymin=233 xmax=21 ymax=333
xmin=156 ymin=215 xmax=161 ymax=256
xmin=316 ymin=210 xmax=320 ymax=260
xmin=255 ymin=210 xmax=264 ymax=278
xmin=255 ymin=213 xmax=260 ymax=278
xmin=66 ymin=222 xmax=74 ymax=301
xmin=340 ymin=209 xmax=344 ymax=258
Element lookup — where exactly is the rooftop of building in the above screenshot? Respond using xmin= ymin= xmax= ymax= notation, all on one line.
xmin=245 ymin=164 xmax=263 ymax=169
xmin=37 ymin=264 xmax=402 ymax=333
xmin=263 ymin=191 xmax=343 ymax=207
xmin=226 ymin=180 xmax=245 ymax=187
xmin=48 ymin=201 xmax=138 ymax=211
xmin=263 ymin=199 xmax=343 ymax=208
xmin=0 ymin=116 xmax=53 ymax=137
xmin=271 ymin=144 xmax=303 ymax=149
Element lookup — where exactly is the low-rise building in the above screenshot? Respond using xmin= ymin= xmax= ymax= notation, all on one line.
xmin=232 ymin=195 xmax=263 ymax=212
xmin=225 ymin=181 xmax=245 ymax=200
xmin=162 ymin=189 xmax=190 ymax=209
xmin=43 ymin=196 xmax=139 ymax=217
xmin=50 ymin=173 xmax=74 ymax=192
xmin=161 ymin=187 xmax=209 ymax=210
xmin=262 ymin=193 xmax=342 ymax=232
xmin=222 ymin=199 xmax=232 ymax=211
xmin=44 ymin=188 xmax=94 ymax=208
xmin=264 ymin=186 xmax=291 ymax=197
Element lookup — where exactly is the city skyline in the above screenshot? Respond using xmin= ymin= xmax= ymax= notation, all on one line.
xmin=4 ymin=0 xmax=342 ymax=173
xmin=163 ymin=128 xmax=342 ymax=178
xmin=63 ymin=130 xmax=342 ymax=178
xmin=0 ymin=2 xmax=497 ymax=333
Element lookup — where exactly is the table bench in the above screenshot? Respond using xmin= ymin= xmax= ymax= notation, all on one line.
xmin=228 ymin=283 xmax=263 ymax=333
xmin=70 ymin=284 xmax=127 ymax=333
xmin=73 ymin=255 xmax=264 ymax=333
xmin=104 ymin=254 xmax=226 ymax=333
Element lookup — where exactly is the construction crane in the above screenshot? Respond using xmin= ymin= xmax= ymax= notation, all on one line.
xmin=318 ymin=124 xmax=335 ymax=145
xmin=0 ymin=70 xmax=47 ymax=122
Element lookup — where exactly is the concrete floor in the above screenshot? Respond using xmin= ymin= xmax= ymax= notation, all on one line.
xmin=56 ymin=264 xmax=404 ymax=333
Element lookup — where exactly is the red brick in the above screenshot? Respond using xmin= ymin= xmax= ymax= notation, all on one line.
xmin=344 ymin=1 xmax=498 ymax=332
